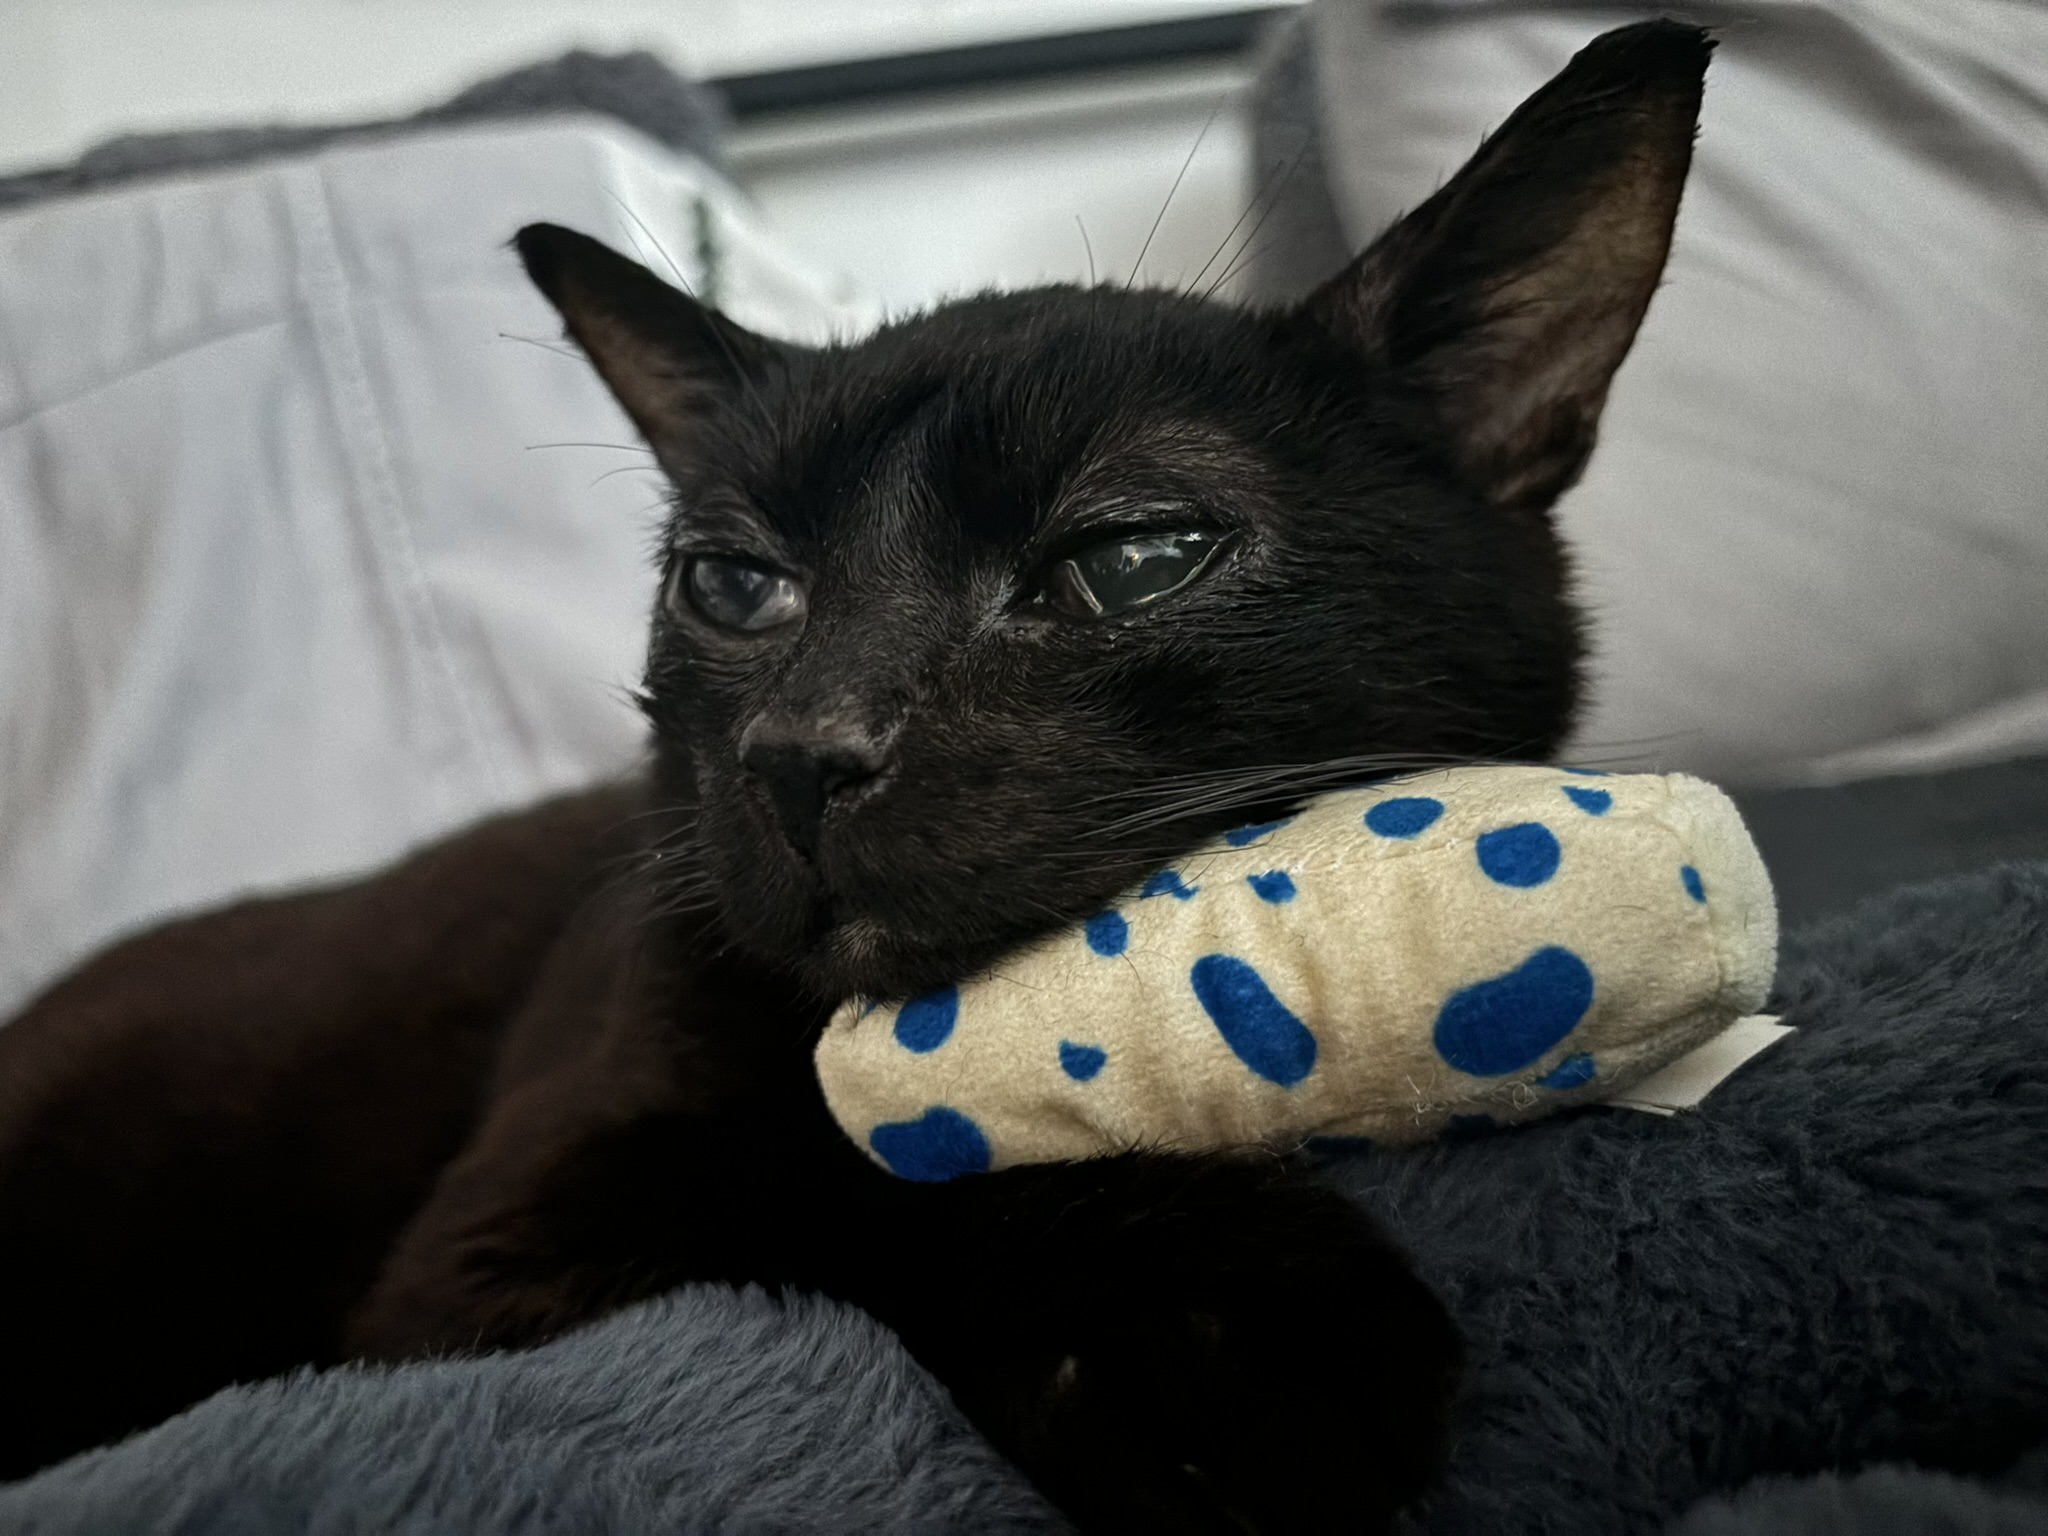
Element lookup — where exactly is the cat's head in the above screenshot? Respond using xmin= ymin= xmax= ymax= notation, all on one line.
xmin=519 ymin=22 xmax=1710 ymax=1001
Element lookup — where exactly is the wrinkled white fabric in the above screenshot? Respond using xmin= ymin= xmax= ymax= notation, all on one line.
xmin=1311 ymin=0 xmax=2048 ymax=786
xmin=0 ymin=119 xmax=861 ymax=1020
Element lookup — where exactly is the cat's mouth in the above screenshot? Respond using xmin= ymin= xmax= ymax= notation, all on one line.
xmin=735 ymin=792 xmax=1331 ymax=1003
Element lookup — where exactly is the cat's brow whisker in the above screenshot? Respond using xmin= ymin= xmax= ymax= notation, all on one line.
xmin=1188 ymin=142 xmax=1310 ymax=299
xmin=524 ymin=442 xmax=654 ymax=455
xmin=589 ymin=464 xmax=668 ymax=490
xmin=1208 ymin=238 xmax=1277 ymax=302
xmin=1202 ymin=145 xmax=1313 ymax=302
xmin=607 ymin=190 xmax=691 ymax=290
xmin=1186 ymin=174 xmax=1269 ymax=297
xmin=496 ymin=331 xmax=584 ymax=361
xmin=604 ymin=190 xmax=767 ymax=411
xmin=1126 ymin=89 xmax=1229 ymax=291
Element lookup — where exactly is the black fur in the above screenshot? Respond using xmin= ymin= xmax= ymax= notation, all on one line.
xmin=0 ymin=25 xmax=1713 ymax=1533
xmin=521 ymin=23 xmax=1707 ymax=1005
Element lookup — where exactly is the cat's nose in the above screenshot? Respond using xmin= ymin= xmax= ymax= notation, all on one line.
xmin=739 ymin=716 xmax=892 ymax=859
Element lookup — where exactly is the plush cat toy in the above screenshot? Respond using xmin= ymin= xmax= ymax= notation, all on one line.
xmin=815 ymin=766 xmax=1778 ymax=1181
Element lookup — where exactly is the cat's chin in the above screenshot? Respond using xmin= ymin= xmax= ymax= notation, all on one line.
xmin=802 ymin=916 xmax=951 ymax=1004
xmin=780 ymin=911 xmax=1020 ymax=1007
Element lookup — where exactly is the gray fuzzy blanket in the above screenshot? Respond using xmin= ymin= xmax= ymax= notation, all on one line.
xmin=6 ymin=864 xmax=2047 ymax=1535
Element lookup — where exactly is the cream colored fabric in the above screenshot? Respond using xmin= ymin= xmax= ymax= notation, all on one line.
xmin=1608 ymin=1015 xmax=1794 ymax=1117
xmin=816 ymin=766 xmax=1777 ymax=1180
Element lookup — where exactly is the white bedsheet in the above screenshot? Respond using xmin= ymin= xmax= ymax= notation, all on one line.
xmin=0 ymin=119 xmax=861 ymax=1020
xmin=1312 ymin=0 xmax=2048 ymax=786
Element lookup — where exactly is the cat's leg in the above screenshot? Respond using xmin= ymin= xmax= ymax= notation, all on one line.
xmin=0 ymin=784 xmax=643 ymax=1477
xmin=863 ymin=1151 xmax=1462 ymax=1536
xmin=346 ymin=1033 xmax=1458 ymax=1536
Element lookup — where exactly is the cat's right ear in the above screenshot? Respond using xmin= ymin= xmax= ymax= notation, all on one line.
xmin=1298 ymin=21 xmax=1710 ymax=515
xmin=514 ymin=223 xmax=793 ymax=476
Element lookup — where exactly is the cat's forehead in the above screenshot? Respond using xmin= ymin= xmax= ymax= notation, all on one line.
xmin=709 ymin=290 xmax=1271 ymax=552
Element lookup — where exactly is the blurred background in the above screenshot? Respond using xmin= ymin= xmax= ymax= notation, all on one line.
xmin=2 ymin=0 xmax=2045 ymax=1019
xmin=0 ymin=0 xmax=1288 ymax=313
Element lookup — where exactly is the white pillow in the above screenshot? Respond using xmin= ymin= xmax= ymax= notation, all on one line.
xmin=1311 ymin=0 xmax=2048 ymax=787
xmin=0 ymin=118 xmax=865 ymax=1020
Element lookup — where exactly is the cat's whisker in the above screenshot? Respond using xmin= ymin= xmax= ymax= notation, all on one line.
xmin=1207 ymin=238 xmax=1277 ymax=302
xmin=524 ymin=442 xmax=655 ymax=455
xmin=1090 ymin=753 xmax=1482 ymax=841
xmin=1185 ymin=168 xmax=1273 ymax=297
xmin=1202 ymin=145 xmax=1314 ymax=303
xmin=605 ymin=191 xmax=691 ymax=289
xmin=1188 ymin=143 xmax=1312 ymax=299
xmin=602 ymin=191 xmax=771 ymax=416
xmin=1075 ymin=750 xmax=1470 ymax=820
xmin=496 ymin=331 xmax=584 ymax=361
xmin=1125 ymin=89 xmax=1229 ymax=292
xmin=589 ymin=464 xmax=669 ymax=490
xmin=1082 ymin=749 xmax=1456 ymax=801
xmin=1552 ymin=731 xmax=1703 ymax=771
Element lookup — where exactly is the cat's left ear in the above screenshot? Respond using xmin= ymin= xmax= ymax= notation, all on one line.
xmin=1300 ymin=21 xmax=1711 ymax=513
xmin=515 ymin=223 xmax=798 ymax=477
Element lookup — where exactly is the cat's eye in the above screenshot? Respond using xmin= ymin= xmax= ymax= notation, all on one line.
xmin=1042 ymin=531 xmax=1223 ymax=620
xmin=671 ymin=556 xmax=807 ymax=633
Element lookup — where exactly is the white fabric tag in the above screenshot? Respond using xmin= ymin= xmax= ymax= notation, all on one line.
xmin=1609 ymin=1016 xmax=1792 ymax=1116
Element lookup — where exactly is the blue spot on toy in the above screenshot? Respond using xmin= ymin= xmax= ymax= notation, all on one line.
xmin=868 ymin=1107 xmax=992 ymax=1182
xmin=1190 ymin=954 xmax=1318 ymax=1087
xmin=1538 ymin=1052 xmax=1597 ymax=1090
xmin=1365 ymin=797 xmax=1443 ymax=838
xmin=1562 ymin=785 xmax=1612 ymax=816
xmin=1476 ymin=822 xmax=1562 ymax=887
xmin=1246 ymin=871 xmax=1296 ymax=903
xmin=1085 ymin=911 xmax=1129 ymax=956
xmin=1058 ymin=1041 xmax=1108 ymax=1081
xmin=1682 ymin=865 xmax=1706 ymax=903
xmin=1434 ymin=946 xmax=1596 ymax=1075
xmin=1142 ymin=870 xmax=1199 ymax=901
xmin=893 ymin=988 xmax=959 ymax=1053
xmin=1224 ymin=817 xmax=1293 ymax=848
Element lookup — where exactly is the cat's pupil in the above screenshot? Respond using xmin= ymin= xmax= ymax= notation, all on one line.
xmin=1045 ymin=531 xmax=1221 ymax=620
xmin=677 ymin=557 xmax=807 ymax=633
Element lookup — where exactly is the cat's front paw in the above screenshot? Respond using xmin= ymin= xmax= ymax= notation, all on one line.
xmin=915 ymin=1153 xmax=1461 ymax=1536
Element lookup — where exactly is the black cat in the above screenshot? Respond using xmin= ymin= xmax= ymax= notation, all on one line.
xmin=0 ymin=23 xmax=1709 ymax=1532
